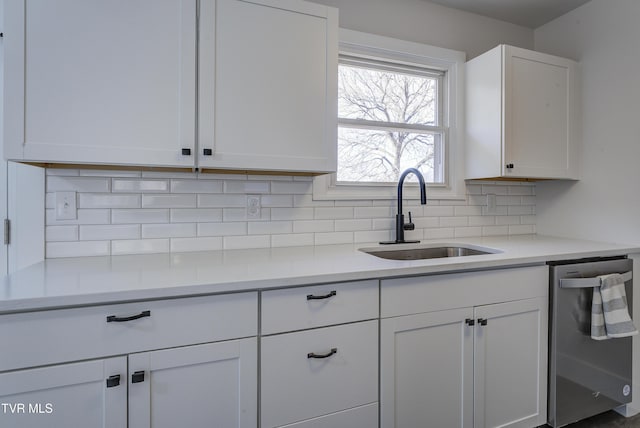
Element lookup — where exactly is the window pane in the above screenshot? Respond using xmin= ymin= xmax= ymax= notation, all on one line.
xmin=337 ymin=126 xmax=441 ymax=183
xmin=338 ymin=64 xmax=438 ymax=126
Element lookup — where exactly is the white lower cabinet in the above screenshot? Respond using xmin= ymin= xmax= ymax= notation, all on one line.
xmin=380 ymin=266 xmax=549 ymax=428
xmin=0 ymin=357 xmax=127 ymax=428
xmin=129 ymin=338 xmax=257 ymax=428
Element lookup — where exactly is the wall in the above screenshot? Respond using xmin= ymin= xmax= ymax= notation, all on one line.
xmin=44 ymin=169 xmax=536 ymax=257
xmin=42 ymin=0 xmax=537 ymax=258
xmin=534 ymin=0 xmax=640 ymax=246
xmin=312 ymin=0 xmax=533 ymax=59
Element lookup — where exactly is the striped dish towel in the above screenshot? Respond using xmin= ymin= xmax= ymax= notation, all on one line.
xmin=591 ymin=273 xmax=638 ymax=340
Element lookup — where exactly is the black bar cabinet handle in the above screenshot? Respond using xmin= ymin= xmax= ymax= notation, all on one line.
xmin=465 ymin=318 xmax=475 ymax=326
xmin=478 ymin=318 xmax=488 ymax=326
xmin=307 ymin=348 xmax=338 ymax=359
xmin=106 ymin=310 xmax=151 ymax=323
xmin=306 ymin=290 xmax=337 ymax=300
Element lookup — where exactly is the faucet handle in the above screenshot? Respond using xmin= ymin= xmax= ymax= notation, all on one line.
xmin=403 ymin=211 xmax=415 ymax=231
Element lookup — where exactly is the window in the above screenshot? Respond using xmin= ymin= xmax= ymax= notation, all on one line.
xmin=337 ymin=57 xmax=445 ymax=184
xmin=313 ymin=29 xmax=466 ymax=200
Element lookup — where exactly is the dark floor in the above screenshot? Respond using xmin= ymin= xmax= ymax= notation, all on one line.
xmin=546 ymin=410 xmax=640 ymax=427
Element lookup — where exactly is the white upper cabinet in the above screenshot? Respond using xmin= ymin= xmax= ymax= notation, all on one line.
xmin=2 ymin=0 xmax=337 ymax=174
xmin=465 ymin=45 xmax=580 ymax=180
xmin=198 ymin=0 xmax=338 ymax=173
xmin=3 ymin=0 xmax=197 ymax=168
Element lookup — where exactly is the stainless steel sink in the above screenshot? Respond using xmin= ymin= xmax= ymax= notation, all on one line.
xmin=359 ymin=244 xmax=500 ymax=261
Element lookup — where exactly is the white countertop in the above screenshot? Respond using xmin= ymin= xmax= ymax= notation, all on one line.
xmin=2 ymin=234 xmax=639 ymax=314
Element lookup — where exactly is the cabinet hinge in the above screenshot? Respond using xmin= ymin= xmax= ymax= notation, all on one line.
xmin=4 ymin=219 xmax=10 ymax=245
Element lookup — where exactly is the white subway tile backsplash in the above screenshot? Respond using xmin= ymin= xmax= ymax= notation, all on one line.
xmin=142 ymin=194 xmax=197 ymax=208
xmin=171 ymin=179 xmax=223 ymax=194
xmin=112 ymin=209 xmax=170 ymax=224
xmin=508 ymin=205 xmax=535 ymax=215
xmin=45 ymin=170 xmax=538 ymax=257
xmin=334 ymin=219 xmax=371 ymax=232
xmin=293 ymin=220 xmax=334 ymax=233
xmin=79 ymin=193 xmax=141 ymax=209
xmin=482 ymin=225 xmax=510 ymax=236
xmin=47 ymin=176 xmax=110 ymax=193
xmin=454 ymin=227 xmax=482 ymax=238
xmin=198 ymin=222 xmax=246 ymax=237
xmin=198 ymin=194 xmax=247 ymax=208
xmin=425 ymin=228 xmax=455 ymax=240
xmin=80 ymin=225 xmax=140 ymax=241
xmin=271 ymin=207 xmax=314 ymax=221
xmin=355 ymin=230 xmax=392 ymax=243
xmin=223 ymin=235 xmax=270 ymax=250
xmin=271 ymin=233 xmax=314 ymax=248
xmin=314 ymin=232 xmax=353 ymax=246
xmin=112 ymin=179 xmax=169 ymax=193
xmin=142 ymin=223 xmax=197 ymax=239
xmin=46 ymin=226 xmax=79 ymax=242
xmin=440 ymin=217 xmax=468 ymax=227
xmin=112 ymin=239 xmax=170 ymax=256
xmin=248 ymin=221 xmax=292 ymax=235
xmin=47 ymin=241 xmax=110 ymax=258
xmin=424 ymin=206 xmax=455 ymax=217
xmin=314 ymin=207 xmax=353 ymax=220
xmin=46 ymin=209 xmax=110 ymax=226
xmin=271 ymin=181 xmax=311 ymax=195
xmin=170 ymin=237 xmax=223 ymax=253
xmin=261 ymin=195 xmax=293 ymax=208
xmin=224 ymin=180 xmax=270 ymax=194
xmin=170 ymin=208 xmax=223 ymax=223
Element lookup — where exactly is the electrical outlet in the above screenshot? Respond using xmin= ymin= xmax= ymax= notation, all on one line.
xmin=486 ymin=193 xmax=497 ymax=214
xmin=55 ymin=191 xmax=77 ymax=220
xmin=247 ymin=195 xmax=261 ymax=219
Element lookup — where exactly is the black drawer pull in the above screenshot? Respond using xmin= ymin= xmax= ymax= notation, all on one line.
xmin=306 ymin=291 xmax=337 ymax=300
xmin=106 ymin=375 xmax=121 ymax=388
xmin=131 ymin=371 xmax=145 ymax=384
xmin=181 ymin=148 xmax=192 ymax=156
xmin=106 ymin=310 xmax=151 ymax=323
xmin=203 ymin=148 xmax=213 ymax=156
xmin=307 ymin=348 xmax=338 ymax=359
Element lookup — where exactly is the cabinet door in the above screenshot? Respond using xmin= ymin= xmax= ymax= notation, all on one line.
xmin=0 ymin=357 xmax=126 ymax=428
xmin=473 ymin=297 xmax=548 ymax=428
xmin=503 ymin=45 xmax=579 ymax=179
xmin=3 ymin=0 xmax=196 ymax=167
xmin=380 ymin=308 xmax=474 ymax=428
xmin=198 ymin=0 xmax=337 ymax=173
xmin=128 ymin=338 xmax=257 ymax=428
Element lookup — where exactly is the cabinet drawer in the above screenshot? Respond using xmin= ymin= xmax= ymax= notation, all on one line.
xmin=381 ymin=265 xmax=548 ymax=318
xmin=0 ymin=292 xmax=257 ymax=372
xmin=275 ymin=403 xmax=378 ymax=428
xmin=261 ymin=280 xmax=378 ymax=334
xmin=261 ymin=320 xmax=378 ymax=428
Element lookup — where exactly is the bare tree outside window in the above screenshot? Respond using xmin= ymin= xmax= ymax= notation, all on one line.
xmin=337 ymin=61 xmax=444 ymax=184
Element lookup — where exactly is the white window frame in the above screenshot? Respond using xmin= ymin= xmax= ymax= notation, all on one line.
xmin=313 ymin=29 xmax=466 ymax=201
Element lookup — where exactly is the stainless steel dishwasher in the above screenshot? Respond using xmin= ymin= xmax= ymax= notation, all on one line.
xmin=548 ymin=257 xmax=634 ymax=427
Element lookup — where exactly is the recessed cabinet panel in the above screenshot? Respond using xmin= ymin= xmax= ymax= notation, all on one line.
xmin=199 ymin=0 xmax=337 ymax=173
xmin=3 ymin=0 xmax=196 ymax=167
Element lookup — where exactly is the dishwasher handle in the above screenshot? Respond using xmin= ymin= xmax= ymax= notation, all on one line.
xmin=559 ymin=271 xmax=632 ymax=289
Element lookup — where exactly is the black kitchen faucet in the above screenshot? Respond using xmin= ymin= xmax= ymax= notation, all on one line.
xmin=380 ymin=168 xmax=427 ymax=244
